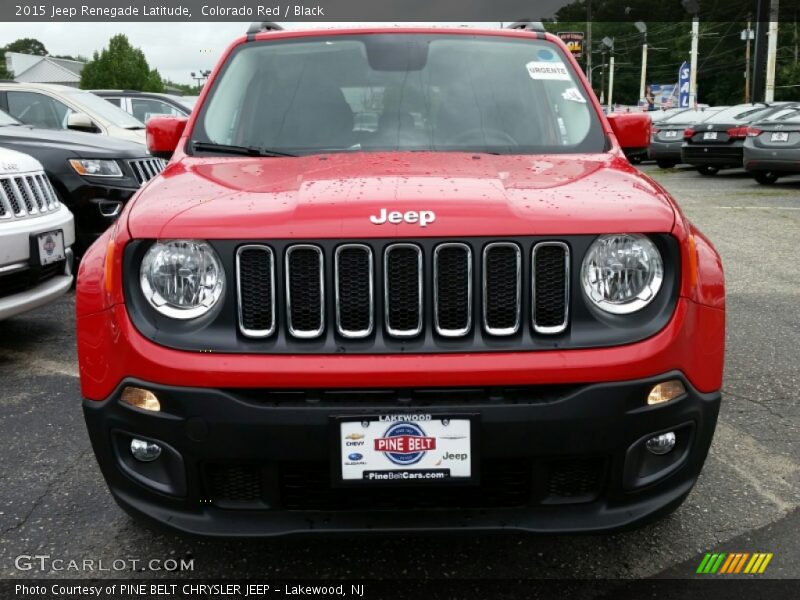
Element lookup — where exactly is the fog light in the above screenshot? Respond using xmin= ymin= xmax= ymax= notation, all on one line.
xmin=646 ymin=432 xmax=676 ymax=455
xmin=647 ymin=380 xmax=686 ymax=405
xmin=130 ymin=438 xmax=162 ymax=462
xmin=121 ymin=386 xmax=160 ymax=412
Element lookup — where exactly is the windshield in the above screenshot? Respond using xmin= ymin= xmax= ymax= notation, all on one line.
xmin=766 ymin=106 xmax=800 ymax=122
xmin=705 ymin=104 xmax=780 ymax=124
xmin=66 ymin=90 xmax=145 ymax=128
xmin=661 ymin=108 xmax=720 ymax=125
xmin=193 ymin=34 xmax=605 ymax=156
xmin=0 ymin=109 xmax=22 ymax=126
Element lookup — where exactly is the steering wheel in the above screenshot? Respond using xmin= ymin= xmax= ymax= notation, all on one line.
xmin=447 ymin=127 xmax=519 ymax=147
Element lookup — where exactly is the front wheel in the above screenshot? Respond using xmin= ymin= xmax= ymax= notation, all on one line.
xmin=697 ymin=165 xmax=719 ymax=176
xmin=753 ymin=171 xmax=779 ymax=185
xmin=656 ymin=159 xmax=678 ymax=169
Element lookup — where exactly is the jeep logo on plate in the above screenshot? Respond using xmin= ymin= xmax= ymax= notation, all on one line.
xmin=369 ymin=208 xmax=436 ymax=227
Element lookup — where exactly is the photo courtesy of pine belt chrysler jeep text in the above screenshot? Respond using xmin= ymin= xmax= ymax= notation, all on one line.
xmin=76 ymin=22 xmax=726 ymax=537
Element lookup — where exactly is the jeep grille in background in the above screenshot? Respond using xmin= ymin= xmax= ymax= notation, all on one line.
xmin=236 ymin=240 xmax=571 ymax=343
xmin=0 ymin=174 xmax=59 ymax=221
xmin=128 ymin=158 xmax=167 ymax=186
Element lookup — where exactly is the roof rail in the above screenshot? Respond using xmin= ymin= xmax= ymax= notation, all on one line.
xmin=507 ymin=21 xmax=546 ymax=33
xmin=246 ymin=22 xmax=283 ymax=35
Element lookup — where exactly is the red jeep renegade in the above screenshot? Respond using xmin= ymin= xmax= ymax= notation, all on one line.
xmin=76 ymin=23 xmax=725 ymax=536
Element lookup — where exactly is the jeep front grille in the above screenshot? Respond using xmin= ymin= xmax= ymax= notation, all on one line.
xmin=236 ymin=240 xmax=570 ymax=342
xmin=128 ymin=158 xmax=166 ymax=186
xmin=0 ymin=174 xmax=59 ymax=221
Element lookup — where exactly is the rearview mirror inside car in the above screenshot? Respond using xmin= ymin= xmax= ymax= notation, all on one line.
xmin=146 ymin=116 xmax=188 ymax=160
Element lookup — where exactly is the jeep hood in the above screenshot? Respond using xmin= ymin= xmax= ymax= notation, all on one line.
xmin=128 ymin=152 xmax=676 ymax=239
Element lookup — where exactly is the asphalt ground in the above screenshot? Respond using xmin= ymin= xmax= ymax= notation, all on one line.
xmin=0 ymin=164 xmax=798 ymax=589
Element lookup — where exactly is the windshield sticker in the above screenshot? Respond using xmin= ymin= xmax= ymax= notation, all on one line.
xmin=561 ymin=87 xmax=586 ymax=103
xmin=537 ymin=48 xmax=558 ymax=61
xmin=526 ymin=61 xmax=571 ymax=81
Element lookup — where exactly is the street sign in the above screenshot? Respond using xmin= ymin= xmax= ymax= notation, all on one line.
xmin=557 ymin=32 xmax=584 ymax=59
xmin=678 ymin=61 xmax=691 ymax=107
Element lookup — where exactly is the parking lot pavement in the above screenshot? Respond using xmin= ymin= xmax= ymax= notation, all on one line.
xmin=0 ymin=166 xmax=798 ymax=583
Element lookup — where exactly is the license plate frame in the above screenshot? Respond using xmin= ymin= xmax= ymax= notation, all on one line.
xmin=703 ymin=131 xmax=718 ymax=140
xmin=332 ymin=413 xmax=479 ymax=486
xmin=770 ymin=131 xmax=789 ymax=142
xmin=664 ymin=130 xmax=679 ymax=138
xmin=33 ymin=230 xmax=65 ymax=266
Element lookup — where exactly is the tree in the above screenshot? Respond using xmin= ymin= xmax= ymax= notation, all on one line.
xmin=4 ymin=37 xmax=47 ymax=56
xmin=79 ymin=34 xmax=164 ymax=92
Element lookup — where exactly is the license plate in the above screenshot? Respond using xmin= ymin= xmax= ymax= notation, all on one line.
xmin=36 ymin=230 xmax=65 ymax=265
xmin=664 ymin=130 xmax=679 ymax=138
xmin=338 ymin=414 xmax=474 ymax=483
xmin=771 ymin=132 xmax=789 ymax=142
xmin=703 ymin=132 xmax=718 ymax=140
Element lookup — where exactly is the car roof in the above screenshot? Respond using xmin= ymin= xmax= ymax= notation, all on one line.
xmin=0 ymin=82 xmax=78 ymax=92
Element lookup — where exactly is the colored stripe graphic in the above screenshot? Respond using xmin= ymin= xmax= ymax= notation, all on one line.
xmin=697 ymin=552 xmax=772 ymax=574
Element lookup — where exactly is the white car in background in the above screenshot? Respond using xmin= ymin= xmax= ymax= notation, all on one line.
xmin=0 ymin=147 xmax=75 ymax=320
xmin=0 ymin=83 xmax=146 ymax=144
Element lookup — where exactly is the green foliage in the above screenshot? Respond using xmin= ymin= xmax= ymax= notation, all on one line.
xmin=79 ymin=34 xmax=163 ymax=92
xmin=4 ymin=38 xmax=47 ymax=56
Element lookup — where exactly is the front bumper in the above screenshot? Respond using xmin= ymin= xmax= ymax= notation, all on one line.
xmin=83 ymin=372 xmax=720 ymax=537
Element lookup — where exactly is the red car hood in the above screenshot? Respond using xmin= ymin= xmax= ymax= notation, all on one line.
xmin=128 ymin=152 xmax=676 ymax=239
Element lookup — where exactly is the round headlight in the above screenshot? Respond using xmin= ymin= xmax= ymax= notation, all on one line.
xmin=140 ymin=240 xmax=224 ymax=319
xmin=581 ymin=234 xmax=663 ymax=314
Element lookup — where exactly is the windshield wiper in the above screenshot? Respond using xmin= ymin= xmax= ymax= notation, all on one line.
xmin=192 ymin=141 xmax=296 ymax=157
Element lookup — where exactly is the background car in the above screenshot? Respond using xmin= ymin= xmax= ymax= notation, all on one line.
xmin=91 ymin=90 xmax=193 ymax=122
xmin=649 ymin=107 xmax=726 ymax=168
xmin=0 ymin=82 xmax=146 ymax=144
xmin=744 ymin=104 xmax=800 ymax=184
xmin=0 ymin=147 xmax=75 ymax=320
xmin=681 ymin=102 xmax=791 ymax=175
xmin=0 ymin=109 xmax=164 ymax=255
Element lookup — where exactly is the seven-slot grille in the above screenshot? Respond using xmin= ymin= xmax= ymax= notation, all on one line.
xmin=237 ymin=241 xmax=570 ymax=341
xmin=128 ymin=158 xmax=167 ymax=186
xmin=0 ymin=173 xmax=59 ymax=220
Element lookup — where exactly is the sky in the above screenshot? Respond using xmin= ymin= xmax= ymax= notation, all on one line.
xmin=0 ymin=22 xmax=498 ymax=85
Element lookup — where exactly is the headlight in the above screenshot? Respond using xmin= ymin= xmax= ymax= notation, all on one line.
xmin=69 ymin=158 xmax=123 ymax=177
xmin=581 ymin=234 xmax=663 ymax=314
xmin=140 ymin=240 xmax=224 ymax=319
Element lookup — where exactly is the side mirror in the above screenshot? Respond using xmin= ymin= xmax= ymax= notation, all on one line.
xmin=146 ymin=116 xmax=188 ymax=160
xmin=607 ymin=112 xmax=652 ymax=163
xmin=67 ymin=112 xmax=98 ymax=133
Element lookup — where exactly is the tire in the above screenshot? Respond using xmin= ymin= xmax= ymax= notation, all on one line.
xmin=656 ymin=160 xmax=678 ymax=169
xmin=697 ymin=165 xmax=719 ymax=176
xmin=629 ymin=154 xmax=643 ymax=164
xmin=753 ymin=171 xmax=779 ymax=185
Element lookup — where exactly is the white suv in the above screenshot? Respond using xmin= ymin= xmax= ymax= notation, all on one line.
xmin=0 ymin=147 xmax=75 ymax=320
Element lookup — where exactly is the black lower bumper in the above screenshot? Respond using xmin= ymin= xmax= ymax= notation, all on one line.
xmin=648 ymin=140 xmax=683 ymax=161
xmin=83 ymin=372 xmax=720 ymax=537
xmin=682 ymin=144 xmax=744 ymax=169
xmin=744 ymin=157 xmax=800 ymax=174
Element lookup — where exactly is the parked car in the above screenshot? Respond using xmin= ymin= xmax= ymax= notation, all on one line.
xmin=607 ymin=111 xmax=651 ymax=163
xmin=649 ymin=107 xmax=726 ymax=168
xmin=78 ymin=22 xmax=725 ymax=537
xmin=743 ymin=104 xmax=800 ymax=184
xmin=0 ymin=109 xmax=165 ymax=255
xmin=681 ymin=102 xmax=790 ymax=175
xmin=0 ymin=82 xmax=146 ymax=144
xmin=0 ymin=147 xmax=75 ymax=320
xmin=91 ymin=90 xmax=193 ymax=122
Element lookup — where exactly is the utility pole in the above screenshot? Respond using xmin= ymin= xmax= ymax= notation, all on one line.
xmin=635 ymin=21 xmax=648 ymax=103
xmin=744 ymin=19 xmax=753 ymax=102
xmin=599 ymin=49 xmax=606 ymax=105
xmin=689 ymin=15 xmax=699 ymax=106
xmin=608 ymin=55 xmax=615 ymax=109
xmin=586 ymin=0 xmax=592 ymax=84
xmin=752 ymin=0 xmax=769 ymax=102
xmin=765 ymin=0 xmax=780 ymax=102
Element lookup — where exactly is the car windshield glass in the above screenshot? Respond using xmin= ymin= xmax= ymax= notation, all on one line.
xmin=66 ymin=90 xmax=145 ymax=128
xmin=705 ymin=105 xmax=777 ymax=123
xmin=768 ymin=107 xmax=800 ymax=122
xmin=661 ymin=109 xmax=719 ymax=125
xmin=0 ymin=109 xmax=22 ymax=126
xmin=193 ymin=34 xmax=606 ymax=155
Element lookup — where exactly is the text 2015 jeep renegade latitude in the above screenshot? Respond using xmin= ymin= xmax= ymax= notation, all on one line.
xmin=76 ymin=24 xmax=725 ymax=536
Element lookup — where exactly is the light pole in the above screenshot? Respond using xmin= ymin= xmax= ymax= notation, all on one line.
xmin=602 ymin=37 xmax=614 ymax=110
xmin=765 ymin=0 xmax=780 ymax=102
xmin=682 ymin=0 xmax=700 ymax=107
xmin=190 ymin=69 xmax=211 ymax=87
xmin=635 ymin=21 xmax=648 ymax=104
xmin=742 ymin=20 xmax=754 ymax=102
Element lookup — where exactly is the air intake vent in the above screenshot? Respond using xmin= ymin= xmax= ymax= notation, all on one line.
xmin=384 ymin=244 xmax=423 ymax=338
xmin=483 ymin=243 xmax=521 ymax=335
xmin=434 ymin=243 xmax=472 ymax=337
xmin=285 ymin=245 xmax=324 ymax=338
xmin=532 ymin=242 xmax=570 ymax=334
xmin=236 ymin=245 xmax=275 ymax=338
xmin=335 ymin=244 xmax=374 ymax=338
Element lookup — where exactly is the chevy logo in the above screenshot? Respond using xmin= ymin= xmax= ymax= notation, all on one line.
xmin=369 ymin=208 xmax=436 ymax=227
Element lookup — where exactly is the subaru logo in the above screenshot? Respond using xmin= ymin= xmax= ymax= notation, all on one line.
xmin=348 ymin=453 xmax=363 ymax=461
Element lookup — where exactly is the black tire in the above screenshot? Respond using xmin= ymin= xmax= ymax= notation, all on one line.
xmin=629 ymin=154 xmax=643 ymax=164
xmin=697 ymin=165 xmax=719 ymax=176
xmin=656 ymin=160 xmax=678 ymax=169
xmin=753 ymin=171 xmax=779 ymax=185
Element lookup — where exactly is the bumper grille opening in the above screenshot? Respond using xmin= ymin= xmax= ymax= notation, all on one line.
xmin=434 ymin=244 xmax=471 ymax=336
xmin=286 ymin=245 xmax=324 ymax=338
xmin=483 ymin=243 xmax=521 ymax=335
xmin=0 ymin=260 xmax=66 ymax=300
xmin=532 ymin=243 xmax=569 ymax=334
xmin=236 ymin=246 xmax=275 ymax=337
xmin=335 ymin=245 xmax=373 ymax=337
xmin=205 ymin=464 xmax=263 ymax=506
xmin=384 ymin=244 xmax=422 ymax=337
xmin=542 ymin=457 xmax=605 ymax=504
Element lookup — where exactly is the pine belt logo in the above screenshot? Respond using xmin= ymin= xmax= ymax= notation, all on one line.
xmin=696 ymin=552 xmax=774 ymax=575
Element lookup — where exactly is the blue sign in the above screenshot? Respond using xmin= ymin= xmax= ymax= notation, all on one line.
xmin=678 ymin=61 xmax=691 ymax=107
